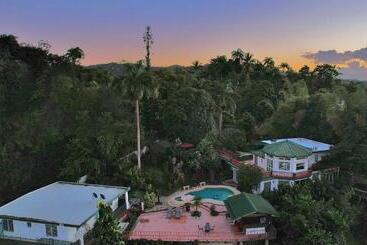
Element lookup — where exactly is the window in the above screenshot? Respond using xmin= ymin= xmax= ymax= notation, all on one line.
xmin=46 ymin=224 xmax=58 ymax=237
xmin=279 ymin=162 xmax=290 ymax=171
xmin=27 ymin=222 xmax=32 ymax=228
xmin=3 ymin=219 xmax=14 ymax=232
xmin=296 ymin=163 xmax=305 ymax=171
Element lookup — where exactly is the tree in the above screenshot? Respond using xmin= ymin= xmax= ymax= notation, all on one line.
xmin=311 ymin=64 xmax=340 ymax=90
xmin=65 ymin=47 xmax=84 ymax=64
xmin=243 ymin=52 xmax=255 ymax=81
xmin=162 ymin=87 xmax=216 ymax=143
xmin=263 ymin=181 xmax=356 ymax=245
xmin=93 ymin=202 xmax=124 ymax=245
xmin=143 ymin=26 xmax=153 ymax=70
xmin=237 ymin=164 xmax=262 ymax=192
xmin=118 ymin=61 xmax=157 ymax=169
xmin=210 ymin=81 xmax=237 ymax=135
xmin=231 ymin=48 xmax=245 ymax=64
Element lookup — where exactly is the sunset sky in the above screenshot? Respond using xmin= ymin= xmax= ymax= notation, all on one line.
xmin=2 ymin=0 xmax=367 ymax=79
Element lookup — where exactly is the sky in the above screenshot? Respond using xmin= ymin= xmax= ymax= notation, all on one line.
xmin=1 ymin=0 xmax=367 ymax=80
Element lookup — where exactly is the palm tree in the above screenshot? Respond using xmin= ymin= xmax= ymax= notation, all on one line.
xmin=279 ymin=62 xmax=291 ymax=73
xmin=231 ymin=48 xmax=245 ymax=64
xmin=243 ymin=52 xmax=255 ymax=81
xmin=215 ymin=82 xmax=237 ymax=135
xmin=119 ymin=61 xmax=158 ymax=169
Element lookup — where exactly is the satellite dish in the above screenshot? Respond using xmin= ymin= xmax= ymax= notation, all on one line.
xmin=93 ymin=193 xmax=98 ymax=198
xmin=100 ymin=194 xmax=105 ymax=200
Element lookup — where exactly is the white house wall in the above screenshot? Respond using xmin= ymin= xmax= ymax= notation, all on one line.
xmin=253 ymin=155 xmax=313 ymax=173
xmin=1 ymin=219 xmax=78 ymax=243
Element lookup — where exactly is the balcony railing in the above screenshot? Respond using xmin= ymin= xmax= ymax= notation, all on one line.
xmin=262 ymin=170 xmax=312 ymax=179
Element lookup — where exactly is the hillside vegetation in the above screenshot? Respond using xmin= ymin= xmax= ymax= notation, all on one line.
xmin=1 ymin=34 xmax=367 ymax=244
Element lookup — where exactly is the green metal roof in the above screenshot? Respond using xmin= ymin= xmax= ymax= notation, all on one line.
xmin=261 ymin=140 xmax=312 ymax=158
xmin=224 ymin=193 xmax=277 ymax=221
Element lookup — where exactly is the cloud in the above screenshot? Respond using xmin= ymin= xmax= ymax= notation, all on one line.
xmin=303 ymin=47 xmax=367 ymax=64
xmin=340 ymin=61 xmax=367 ymax=81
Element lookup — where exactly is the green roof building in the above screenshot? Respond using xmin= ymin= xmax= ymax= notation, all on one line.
xmin=224 ymin=193 xmax=277 ymax=223
xmin=257 ymin=140 xmax=312 ymax=159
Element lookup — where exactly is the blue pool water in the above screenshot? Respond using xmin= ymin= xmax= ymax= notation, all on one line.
xmin=188 ymin=187 xmax=234 ymax=201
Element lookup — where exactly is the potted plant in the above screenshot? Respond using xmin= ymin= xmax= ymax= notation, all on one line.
xmin=184 ymin=202 xmax=191 ymax=212
xmin=191 ymin=196 xmax=202 ymax=217
xmin=210 ymin=204 xmax=219 ymax=216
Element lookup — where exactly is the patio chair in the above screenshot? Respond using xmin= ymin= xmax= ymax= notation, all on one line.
xmin=166 ymin=208 xmax=174 ymax=219
xmin=199 ymin=181 xmax=206 ymax=187
xmin=174 ymin=209 xmax=182 ymax=219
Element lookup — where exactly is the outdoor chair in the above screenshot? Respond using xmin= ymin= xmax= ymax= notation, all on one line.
xmin=174 ymin=209 xmax=182 ymax=219
xmin=166 ymin=208 xmax=174 ymax=219
xmin=199 ymin=181 xmax=206 ymax=187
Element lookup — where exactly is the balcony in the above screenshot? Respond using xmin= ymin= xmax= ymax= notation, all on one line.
xmin=262 ymin=170 xmax=312 ymax=180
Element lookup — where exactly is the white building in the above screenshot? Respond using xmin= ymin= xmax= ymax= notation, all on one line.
xmin=221 ymin=138 xmax=334 ymax=192
xmin=0 ymin=182 xmax=130 ymax=245
xmin=253 ymin=138 xmax=332 ymax=192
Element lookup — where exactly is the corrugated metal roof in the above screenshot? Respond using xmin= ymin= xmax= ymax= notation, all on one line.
xmin=0 ymin=182 xmax=129 ymax=226
xmin=261 ymin=138 xmax=332 ymax=152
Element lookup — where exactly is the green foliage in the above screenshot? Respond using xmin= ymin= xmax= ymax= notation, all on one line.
xmin=143 ymin=184 xmax=158 ymax=208
xmin=218 ymin=127 xmax=247 ymax=151
xmin=264 ymin=181 xmax=356 ymax=245
xmin=93 ymin=202 xmax=124 ymax=245
xmin=162 ymin=87 xmax=216 ymax=143
xmin=237 ymin=164 xmax=262 ymax=192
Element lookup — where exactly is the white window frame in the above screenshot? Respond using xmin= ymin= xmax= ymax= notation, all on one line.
xmin=279 ymin=161 xmax=290 ymax=171
xmin=3 ymin=219 xmax=14 ymax=232
xmin=46 ymin=224 xmax=58 ymax=237
xmin=296 ymin=162 xmax=305 ymax=171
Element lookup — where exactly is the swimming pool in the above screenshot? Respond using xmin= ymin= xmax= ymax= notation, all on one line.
xmin=188 ymin=187 xmax=234 ymax=201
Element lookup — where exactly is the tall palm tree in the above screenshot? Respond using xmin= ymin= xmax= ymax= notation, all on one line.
xmin=119 ymin=61 xmax=158 ymax=169
xmin=231 ymin=48 xmax=245 ymax=64
xmin=214 ymin=82 xmax=237 ymax=135
xmin=243 ymin=52 xmax=255 ymax=81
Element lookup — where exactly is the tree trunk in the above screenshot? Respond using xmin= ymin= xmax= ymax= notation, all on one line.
xmin=218 ymin=109 xmax=223 ymax=136
xmin=136 ymin=99 xmax=142 ymax=169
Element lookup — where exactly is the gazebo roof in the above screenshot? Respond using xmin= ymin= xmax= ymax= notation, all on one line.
xmin=260 ymin=140 xmax=312 ymax=158
xmin=224 ymin=193 xmax=277 ymax=222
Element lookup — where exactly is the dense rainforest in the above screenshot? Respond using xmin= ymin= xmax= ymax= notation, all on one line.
xmin=1 ymin=34 xmax=367 ymax=244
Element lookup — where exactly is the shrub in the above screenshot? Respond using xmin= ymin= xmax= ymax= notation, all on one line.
xmin=238 ymin=164 xmax=263 ymax=192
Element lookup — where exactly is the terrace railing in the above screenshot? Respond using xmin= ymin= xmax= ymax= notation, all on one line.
xmin=127 ymin=229 xmax=276 ymax=242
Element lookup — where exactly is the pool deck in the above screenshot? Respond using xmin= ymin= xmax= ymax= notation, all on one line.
xmin=167 ymin=185 xmax=240 ymax=207
xmin=128 ymin=206 xmax=274 ymax=242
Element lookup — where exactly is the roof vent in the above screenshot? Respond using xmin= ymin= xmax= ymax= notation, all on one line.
xmin=100 ymin=194 xmax=106 ymax=200
xmin=93 ymin=192 xmax=98 ymax=198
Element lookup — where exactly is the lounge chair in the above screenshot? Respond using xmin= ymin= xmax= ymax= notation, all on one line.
xmin=199 ymin=181 xmax=206 ymax=187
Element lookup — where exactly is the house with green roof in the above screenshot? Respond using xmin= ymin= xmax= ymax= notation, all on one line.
xmin=223 ymin=138 xmax=335 ymax=192
xmin=224 ymin=193 xmax=277 ymax=240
